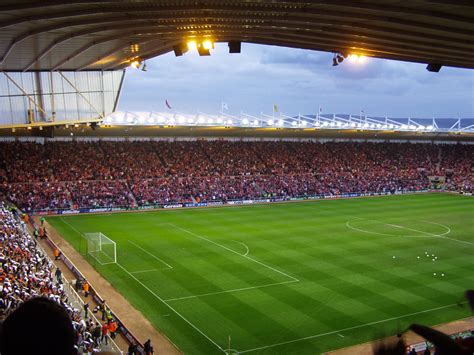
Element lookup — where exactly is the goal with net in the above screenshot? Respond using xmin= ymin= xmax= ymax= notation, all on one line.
xmin=84 ymin=232 xmax=117 ymax=265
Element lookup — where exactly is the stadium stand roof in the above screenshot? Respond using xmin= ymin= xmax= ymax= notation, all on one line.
xmin=0 ymin=0 xmax=473 ymax=71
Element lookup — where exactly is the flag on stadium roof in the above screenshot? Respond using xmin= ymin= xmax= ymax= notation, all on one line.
xmin=165 ymin=99 xmax=172 ymax=110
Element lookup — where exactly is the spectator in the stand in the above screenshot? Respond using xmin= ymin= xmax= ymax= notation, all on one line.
xmin=0 ymin=141 xmax=472 ymax=210
xmin=101 ymin=322 xmax=109 ymax=345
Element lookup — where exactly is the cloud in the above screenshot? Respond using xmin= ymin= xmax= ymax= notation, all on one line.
xmin=119 ymin=43 xmax=474 ymax=118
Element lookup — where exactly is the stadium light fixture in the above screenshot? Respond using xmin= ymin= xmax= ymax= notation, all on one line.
xmin=329 ymin=122 xmax=335 ymax=127
xmin=216 ymin=117 xmax=223 ymax=124
xmin=301 ymin=120 xmax=307 ymax=126
xmin=278 ymin=119 xmax=284 ymax=126
xmin=427 ymin=125 xmax=434 ymax=130
xmin=253 ymin=120 xmax=259 ymax=126
xmin=178 ymin=116 xmax=185 ymax=124
xmin=187 ymin=40 xmax=198 ymax=51
xmin=291 ymin=121 xmax=297 ymax=126
xmin=198 ymin=117 xmax=205 ymax=124
xmin=208 ymin=118 xmax=214 ymax=124
xmin=268 ymin=119 xmax=274 ymax=125
xmin=227 ymin=119 xmax=233 ymax=125
xmin=242 ymin=118 xmax=249 ymax=125
xmin=129 ymin=57 xmax=142 ymax=69
xmin=202 ymin=40 xmax=214 ymax=50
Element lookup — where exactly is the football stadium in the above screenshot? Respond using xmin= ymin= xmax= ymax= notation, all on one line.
xmin=0 ymin=1 xmax=473 ymax=355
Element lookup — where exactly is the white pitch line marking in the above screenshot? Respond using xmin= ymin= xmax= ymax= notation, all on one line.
xmin=337 ymin=333 xmax=344 ymax=338
xmin=238 ymin=242 xmax=250 ymax=256
xmin=116 ymin=263 xmax=226 ymax=353
xmin=128 ymin=240 xmax=173 ymax=269
xmin=238 ymin=302 xmax=467 ymax=353
xmin=421 ymin=220 xmax=451 ymax=236
xmin=167 ymin=223 xmax=299 ymax=282
xmin=346 ymin=220 xmax=473 ymax=246
xmin=130 ymin=268 xmax=159 ymax=274
xmin=165 ymin=280 xmax=298 ymax=302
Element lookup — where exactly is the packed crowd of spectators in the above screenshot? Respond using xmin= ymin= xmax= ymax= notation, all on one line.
xmin=0 ymin=202 xmax=114 ymax=353
xmin=0 ymin=140 xmax=472 ymax=211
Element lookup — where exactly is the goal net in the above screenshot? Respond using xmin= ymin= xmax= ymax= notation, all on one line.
xmin=84 ymin=232 xmax=117 ymax=265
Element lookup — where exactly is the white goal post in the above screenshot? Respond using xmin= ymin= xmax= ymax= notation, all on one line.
xmin=84 ymin=232 xmax=117 ymax=265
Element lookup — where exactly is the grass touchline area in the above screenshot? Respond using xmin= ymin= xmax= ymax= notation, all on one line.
xmin=47 ymin=193 xmax=474 ymax=354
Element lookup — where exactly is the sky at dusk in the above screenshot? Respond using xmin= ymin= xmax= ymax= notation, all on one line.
xmin=119 ymin=43 xmax=474 ymax=118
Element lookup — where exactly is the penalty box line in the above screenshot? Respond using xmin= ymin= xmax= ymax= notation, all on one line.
xmin=127 ymin=240 xmax=173 ymax=269
xmin=117 ymin=262 xmax=227 ymax=354
xmin=166 ymin=223 xmax=299 ymax=282
xmin=165 ymin=279 xmax=299 ymax=302
xmin=238 ymin=301 xmax=468 ymax=353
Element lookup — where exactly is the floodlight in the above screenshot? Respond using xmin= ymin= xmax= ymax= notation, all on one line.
xmin=116 ymin=116 xmax=124 ymax=123
xmin=227 ymin=119 xmax=233 ymax=125
xmin=253 ymin=120 xmax=258 ymax=125
xmin=149 ymin=117 xmax=156 ymax=124
xmin=330 ymin=122 xmax=335 ymax=127
xmin=178 ymin=116 xmax=185 ymax=124
xmin=130 ymin=59 xmax=140 ymax=69
xmin=198 ymin=117 xmax=205 ymax=124
xmin=291 ymin=121 xmax=297 ymax=126
xmin=242 ymin=118 xmax=249 ymax=125
xmin=336 ymin=121 xmax=341 ymax=127
xmin=401 ymin=124 xmax=408 ymax=129
xmin=427 ymin=125 xmax=434 ymax=130
xmin=138 ymin=116 xmax=146 ymax=124
xmin=301 ymin=120 xmax=307 ymax=126
xmin=370 ymin=124 xmax=375 ymax=129
xmin=126 ymin=117 xmax=134 ymax=123
xmin=187 ymin=40 xmax=197 ymax=51
xmin=202 ymin=40 xmax=213 ymax=50
xmin=216 ymin=117 xmax=223 ymax=124
xmin=388 ymin=124 xmax=394 ymax=129
xmin=350 ymin=122 xmax=356 ymax=127
xmin=157 ymin=117 xmax=165 ymax=123
xmin=198 ymin=46 xmax=211 ymax=56
xmin=315 ymin=122 xmax=320 ymax=127
xmin=277 ymin=119 xmax=284 ymax=126
xmin=268 ymin=119 xmax=274 ymax=125
xmin=188 ymin=118 xmax=194 ymax=124
xmin=207 ymin=118 xmax=214 ymax=124
xmin=376 ymin=123 xmax=381 ymax=128
xmin=322 ymin=122 xmax=329 ymax=127
xmin=409 ymin=125 xmax=416 ymax=130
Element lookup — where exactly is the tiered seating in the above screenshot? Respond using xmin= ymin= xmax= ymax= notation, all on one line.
xmin=0 ymin=141 xmax=472 ymax=211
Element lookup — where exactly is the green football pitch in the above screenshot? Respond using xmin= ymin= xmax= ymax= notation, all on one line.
xmin=47 ymin=193 xmax=474 ymax=354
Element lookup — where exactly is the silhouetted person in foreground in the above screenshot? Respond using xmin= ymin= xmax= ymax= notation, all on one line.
xmin=0 ymin=297 xmax=77 ymax=355
xmin=373 ymin=289 xmax=474 ymax=355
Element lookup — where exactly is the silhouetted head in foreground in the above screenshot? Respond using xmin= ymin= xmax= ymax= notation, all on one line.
xmin=0 ymin=297 xmax=77 ymax=355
